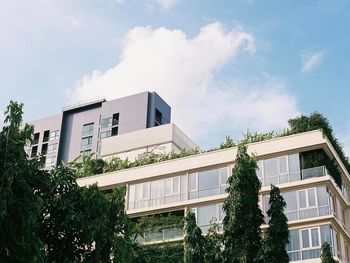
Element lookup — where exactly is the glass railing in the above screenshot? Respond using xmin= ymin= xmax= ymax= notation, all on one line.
xmin=137 ymin=225 xmax=184 ymax=244
xmin=301 ymin=166 xmax=328 ymax=180
xmin=128 ymin=193 xmax=187 ymax=210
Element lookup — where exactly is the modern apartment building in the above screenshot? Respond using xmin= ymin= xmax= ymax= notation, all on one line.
xmin=77 ymin=130 xmax=350 ymax=263
xmin=25 ymin=92 xmax=172 ymax=167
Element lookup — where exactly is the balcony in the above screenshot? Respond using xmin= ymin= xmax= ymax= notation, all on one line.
xmin=301 ymin=166 xmax=328 ymax=180
xmin=137 ymin=225 xmax=184 ymax=244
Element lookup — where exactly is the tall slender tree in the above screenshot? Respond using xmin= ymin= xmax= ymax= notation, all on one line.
xmin=0 ymin=101 xmax=47 ymax=262
xmin=223 ymin=144 xmax=264 ymax=263
xmin=258 ymin=185 xmax=289 ymax=263
xmin=184 ymin=211 xmax=205 ymax=263
xmin=204 ymin=223 xmax=223 ymax=263
xmin=321 ymin=242 xmax=337 ymax=263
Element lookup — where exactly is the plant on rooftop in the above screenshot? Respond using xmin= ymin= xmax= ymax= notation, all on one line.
xmin=223 ymin=144 xmax=264 ymax=263
xmin=136 ymin=212 xmax=184 ymax=232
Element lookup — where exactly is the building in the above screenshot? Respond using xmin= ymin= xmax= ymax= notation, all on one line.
xmin=77 ymin=130 xmax=350 ymax=263
xmin=25 ymin=92 xmax=173 ymax=167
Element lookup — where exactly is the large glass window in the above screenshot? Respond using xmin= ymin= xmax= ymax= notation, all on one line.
xmin=47 ymin=143 xmax=58 ymax=154
xmin=287 ymin=225 xmax=336 ymax=261
xmin=49 ymin=130 xmax=60 ymax=141
xmin=264 ymin=186 xmax=331 ymax=222
xmin=258 ymin=153 xmax=301 ymax=186
xmin=193 ymin=203 xmax=224 ymax=234
xmin=189 ymin=167 xmax=228 ymax=199
xmin=101 ymin=117 xmax=112 ymax=128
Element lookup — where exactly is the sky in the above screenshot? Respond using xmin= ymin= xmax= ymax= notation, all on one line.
xmin=0 ymin=0 xmax=350 ymax=153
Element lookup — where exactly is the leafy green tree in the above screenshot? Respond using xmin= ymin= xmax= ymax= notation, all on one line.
xmin=0 ymin=101 xmax=47 ymax=262
xmin=223 ymin=144 xmax=264 ymax=263
xmin=40 ymin=165 xmax=87 ymax=262
xmin=258 ymin=185 xmax=289 ymax=263
xmin=204 ymin=223 xmax=223 ymax=263
xmin=321 ymin=242 xmax=337 ymax=263
xmin=184 ymin=211 xmax=205 ymax=263
xmin=81 ymin=184 xmax=135 ymax=263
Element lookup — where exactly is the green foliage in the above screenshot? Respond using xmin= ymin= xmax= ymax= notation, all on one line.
xmin=258 ymin=185 xmax=289 ymax=263
xmin=286 ymin=112 xmax=350 ymax=187
xmin=0 ymin=101 xmax=47 ymax=262
xmin=135 ymin=241 xmax=184 ymax=263
xmin=223 ymin=144 xmax=264 ymax=263
xmin=137 ymin=213 xmax=184 ymax=232
xmin=321 ymin=242 xmax=337 ymax=263
xmin=70 ymin=155 xmax=106 ymax=178
xmin=300 ymin=149 xmax=342 ymax=187
xmin=40 ymin=165 xmax=88 ymax=262
xmin=184 ymin=211 xmax=205 ymax=263
xmin=204 ymin=223 xmax=223 ymax=263
xmin=241 ymin=131 xmax=277 ymax=144
xmin=220 ymin=135 xmax=236 ymax=149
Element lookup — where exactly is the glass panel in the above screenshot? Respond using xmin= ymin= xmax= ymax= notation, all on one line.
xmin=220 ymin=168 xmax=228 ymax=185
xmin=311 ymin=228 xmax=319 ymax=247
xmin=279 ymin=156 xmax=287 ymax=174
xmin=264 ymin=158 xmax=278 ymax=178
xmin=299 ymin=191 xmax=307 ymax=209
xmin=143 ymin=183 xmax=149 ymax=199
xmin=320 ymin=225 xmax=332 ymax=245
xmin=164 ymin=178 xmax=171 ymax=195
xmin=198 ymin=169 xmax=219 ymax=189
xmin=190 ymin=174 xmax=197 ymax=191
xmin=308 ymin=189 xmax=316 ymax=207
xmin=256 ymin=161 xmax=263 ymax=178
xmin=197 ymin=205 xmax=217 ymax=226
xmin=302 ymin=229 xmax=310 ymax=248
xmin=286 ymin=229 xmax=300 ymax=251
xmin=173 ymin=177 xmax=179 ymax=193
xmin=317 ymin=187 xmax=329 ymax=206
xmin=288 ymin=154 xmax=300 ymax=173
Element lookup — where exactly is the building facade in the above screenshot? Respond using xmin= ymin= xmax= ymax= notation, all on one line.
xmin=25 ymin=92 xmax=172 ymax=167
xmin=77 ymin=130 xmax=350 ymax=263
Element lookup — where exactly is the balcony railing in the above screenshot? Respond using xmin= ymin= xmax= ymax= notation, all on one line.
xmin=301 ymin=166 xmax=328 ymax=180
xmin=137 ymin=225 xmax=184 ymax=244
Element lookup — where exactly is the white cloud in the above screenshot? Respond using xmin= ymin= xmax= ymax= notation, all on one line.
xmin=69 ymin=22 xmax=299 ymax=144
xmin=301 ymin=51 xmax=324 ymax=73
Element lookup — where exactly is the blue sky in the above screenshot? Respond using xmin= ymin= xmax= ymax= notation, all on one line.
xmin=1 ymin=0 xmax=349 ymax=153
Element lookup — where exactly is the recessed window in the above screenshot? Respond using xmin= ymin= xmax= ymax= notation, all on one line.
xmin=100 ymin=130 xmax=111 ymax=139
xmin=41 ymin=143 xmax=48 ymax=155
xmin=80 ymin=149 xmax=91 ymax=157
xmin=49 ymin=130 xmax=60 ymax=141
xmin=112 ymin=113 xmax=119 ymax=126
xmin=155 ymin=109 xmax=162 ymax=126
xmin=31 ymin=145 xmax=38 ymax=158
xmin=81 ymin=136 xmax=93 ymax=150
xmin=82 ymin=123 xmax=94 ymax=137
xmin=111 ymin=127 xmax=118 ymax=136
xmin=33 ymin=132 xmax=40 ymax=145
xmin=43 ymin=130 xmax=50 ymax=142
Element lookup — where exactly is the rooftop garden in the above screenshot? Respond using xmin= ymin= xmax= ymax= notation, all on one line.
xmin=72 ymin=112 xmax=350 ymax=188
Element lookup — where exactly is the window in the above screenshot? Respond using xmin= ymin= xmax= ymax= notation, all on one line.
xmin=112 ymin=113 xmax=119 ymax=126
xmin=31 ymin=146 xmax=38 ymax=158
xmin=111 ymin=127 xmax=118 ymax=136
xmin=300 ymin=228 xmax=321 ymax=260
xmin=189 ymin=167 xmax=228 ymax=199
xmin=335 ymin=233 xmax=341 ymax=258
xmin=49 ymin=130 xmax=59 ymax=141
xmin=100 ymin=130 xmax=111 ymax=139
xmin=47 ymin=143 xmax=58 ymax=154
xmin=45 ymin=156 xmax=56 ymax=167
xmin=82 ymin=123 xmax=94 ymax=137
xmin=41 ymin=143 xmax=48 ymax=155
xmin=345 ymin=244 xmax=349 ymax=263
xmin=80 ymin=150 xmax=91 ymax=157
xmin=298 ymin=189 xmax=316 ymax=209
xmin=33 ymin=132 xmax=40 ymax=145
xmin=193 ymin=203 xmax=225 ymax=234
xmin=43 ymin=130 xmax=50 ymax=142
xmin=155 ymin=109 xmax=163 ymax=126
xmin=101 ymin=117 xmax=112 ymax=128
xmin=81 ymin=136 xmax=93 ymax=150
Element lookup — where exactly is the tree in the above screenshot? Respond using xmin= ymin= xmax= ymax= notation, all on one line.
xmin=0 ymin=101 xmax=47 ymax=262
xmin=40 ymin=165 xmax=87 ymax=262
xmin=204 ymin=223 xmax=223 ymax=263
xmin=321 ymin=242 xmax=337 ymax=263
xmin=223 ymin=144 xmax=264 ymax=263
xmin=258 ymin=185 xmax=289 ymax=263
xmin=184 ymin=211 xmax=205 ymax=263
xmin=81 ymin=184 xmax=135 ymax=263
